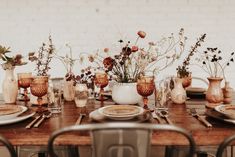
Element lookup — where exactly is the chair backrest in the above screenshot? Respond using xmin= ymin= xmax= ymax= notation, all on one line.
xmin=216 ymin=134 xmax=235 ymax=157
xmin=48 ymin=123 xmax=196 ymax=157
xmin=0 ymin=134 xmax=17 ymax=157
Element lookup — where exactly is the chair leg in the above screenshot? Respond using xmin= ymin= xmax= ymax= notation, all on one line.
xmin=67 ymin=145 xmax=79 ymax=157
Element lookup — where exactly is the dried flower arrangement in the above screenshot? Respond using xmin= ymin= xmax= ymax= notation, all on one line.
xmin=28 ymin=35 xmax=55 ymax=76
xmin=195 ymin=47 xmax=234 ymax=80
xmin=0 ymin=45 xmax=26 ymax=70
xmin=176 ymin=33 xmax=206 ymax=78
xmin=86 ymin=29 xmax=186 ymax=83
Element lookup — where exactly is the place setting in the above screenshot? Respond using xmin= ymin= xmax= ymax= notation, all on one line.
xmin=0 ymin=104 xmax=35 ymax=125
xmin=89 ymin=105 xmax=152 ymax=123
xmin=206 ymin=104 xmax=235 ymax=125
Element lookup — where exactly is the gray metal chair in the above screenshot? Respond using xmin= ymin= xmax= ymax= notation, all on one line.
xmin=48 ymin=123 xmax=196 ymax=157
xmin=0 ymin=134 xmax=17 ymax=157
xmin=216 ymin=134 xmax=235 ymax=157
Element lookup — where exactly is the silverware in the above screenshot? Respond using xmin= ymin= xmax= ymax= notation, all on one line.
xmin=159 ymin=110 xmax=173 ymax=125
xmin=25 ymin=115 xmax=42 ymax=129
xmin=33 ymin=112 xmax=52 ymax=128
xmin=190 ymin=108 xmax=212 ymax=128
xmin=75 ymin=113 xmax=86 ymax=125
xmin=151 ymin=111 xmax=162 ymax=124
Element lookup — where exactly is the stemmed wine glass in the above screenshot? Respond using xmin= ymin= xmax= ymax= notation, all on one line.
xmin=137 ymin=75 xmax=155 ymax=110
xmin=17 ymin=73 xmax=32 ymax=103
xmin=30 ymin=78 xmax=48 ymax=112
xmin=94 ymin=72 xmax=109 ymax=102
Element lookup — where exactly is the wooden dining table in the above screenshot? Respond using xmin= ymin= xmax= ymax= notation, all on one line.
xmin=0 ymin=96 xmax=235 ymax=147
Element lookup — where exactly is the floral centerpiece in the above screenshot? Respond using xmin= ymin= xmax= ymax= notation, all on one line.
xmin=88 ymin=29 xmax=186 ymax=83
xmin=195 ymin=47 xmax=234 ymax=105
xmin=0 ymin=46 xmax=26 ymax=70
xmin=176 ymin=33 xmax=206 ymax=87
xmin=28 ymin=35 xmax=55 ymax=76
xmin=0 ymin=45 xmax=26 ymax=103
xmin=85 ymin=29 xmax=186 ymax=104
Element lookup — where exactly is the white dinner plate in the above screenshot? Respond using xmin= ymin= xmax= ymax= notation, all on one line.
xmin=98 ymin=105 xmax=144 ymax=120
xmin=0 ymin=106 xmax=28 ymax=120
xmin=214 ymin=105 xmax=235 ymax=119
xmin=0 ymin=112 xmax=35 ymax=125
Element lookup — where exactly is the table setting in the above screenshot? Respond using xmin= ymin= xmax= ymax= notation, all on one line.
xmin=0 ymin=29 xmax=235 ymax=148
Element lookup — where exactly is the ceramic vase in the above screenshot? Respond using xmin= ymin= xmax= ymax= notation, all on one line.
xmin=222 ymin=81 xmax=233 ymax=104
xmin=2 ymin=67 xmax=18 ymax=103
xmin=171 ymin=78 xmax=187 ymax=104
xmin=206 ymin=77 xmax=223 ymax=104
xmin=112 ymin=82 xmax=142 ymax=105
xmin=63 ymin=79 xmax=75 ymax=101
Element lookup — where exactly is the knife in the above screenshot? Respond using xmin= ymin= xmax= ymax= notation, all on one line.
xmin=25 ymin=115 xmax=42 ymax=129
xmin=190 ymin=108 xmax=212 ymax=127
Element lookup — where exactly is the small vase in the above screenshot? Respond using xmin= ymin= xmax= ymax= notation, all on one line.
xmin=112 ymin=82 xmax=142 ymax=105
xmin=171 ymin=78 xmax=187 ymax=104
xmin=222 ymin=81 xmax=233 ymax=104
xmin=181 ymin=74 xmax=192 ymax=88
xmin=206 ymin=77 xmax=223 ymax=104
xmin=63 ymin=79 xmax=75 ymax=101
xmin=2 ymin=67 xmax=18 ymax=104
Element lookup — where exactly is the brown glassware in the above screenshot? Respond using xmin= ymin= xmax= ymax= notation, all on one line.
xmin=137 ymin=76 xmax=155 ymax=109
xmin=17 ymin=73 xmax=32 ymax=102
xmin=94 ymin=72 xmax=109 ymax=102
xmin=30 ymin=80 xmax=48 ymax=112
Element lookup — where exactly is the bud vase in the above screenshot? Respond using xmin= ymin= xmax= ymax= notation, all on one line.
xmin=206 ymin=77 xmax=223 ymax=104
xmin=171 ymin=78 xmax=187 ymax=104
xmin=63 ymin=79 xmax=75 ymax=101
xmin=222 ymin=81 xmax=233 ymax=104
xmin=2 ymin=67 xmax=18 ymax=104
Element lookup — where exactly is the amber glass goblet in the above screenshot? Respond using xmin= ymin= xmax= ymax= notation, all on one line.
xmin=30 ymin=80 xmax=48 ymax=112
xmin=94 ymin=72 xmax=109 ymax=102
xmin=137 ymin=76 xmax=155 ymax=110
xmin=17 ymin=73 xmax=32 ymax=102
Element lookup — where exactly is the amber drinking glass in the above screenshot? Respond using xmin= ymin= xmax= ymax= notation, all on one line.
xmin=30 ymin=78 xmax=48 ymax=112
xmin=137 ymin=75 xmax=155 ymax=109
xmin=94 ymin=72 xmax=109 ymax=101
xmin=17 ymin=73 xmax=32 ymax=102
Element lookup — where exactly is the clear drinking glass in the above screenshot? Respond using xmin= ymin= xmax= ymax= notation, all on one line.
xmin=74 ymin=83 xmax=88 ymax=107
xmin=155 ymin=78 xmax=172 ymax=111
xmin=48 ymin=78 xmax=63 ymax=113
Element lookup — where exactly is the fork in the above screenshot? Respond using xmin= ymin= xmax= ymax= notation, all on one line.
xmin=33 ymin=112 xmax=52 ymax=128
xmin=190 ymin=108 xmax=212 ymax=127
xmin=75 ymin=113 xmax=86 ymax=125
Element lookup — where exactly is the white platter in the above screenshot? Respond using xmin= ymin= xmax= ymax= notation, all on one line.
xmin=0 ymin=106 xmax=28 ymax=120
xmin=214 ymin=105 xmax=235 ymax=119
xmin=98 ymin=105 xmax=144 ymax=120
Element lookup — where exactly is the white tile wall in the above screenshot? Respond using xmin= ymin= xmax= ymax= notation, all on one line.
xmin=0 ymin=0 xmax=235 ymax=91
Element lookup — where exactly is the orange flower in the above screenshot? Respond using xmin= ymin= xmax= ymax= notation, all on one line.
xmin=88 ymin=55 xmax=95 ymax=62
xmin=131 ymin=46 xmax=138 ymax=52
xmin=104 ymin=48 xmax=109 ymax=53
xmin=137 ymin=31 xmax=146 ymax=38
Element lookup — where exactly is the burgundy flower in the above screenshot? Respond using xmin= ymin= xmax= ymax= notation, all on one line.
xmin=103 ymin=57 xmax=114 ymax=70
xmin=137 ymin=31 xmax=146 ymax=38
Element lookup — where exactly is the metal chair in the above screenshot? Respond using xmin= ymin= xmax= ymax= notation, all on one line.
xmin=0 ymin=134 xmax=17 ymax=157
xmin=48 ymin=123 xmax=196 ymax=157
xmin=216 ymin=134 xmax=235 ymax=157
